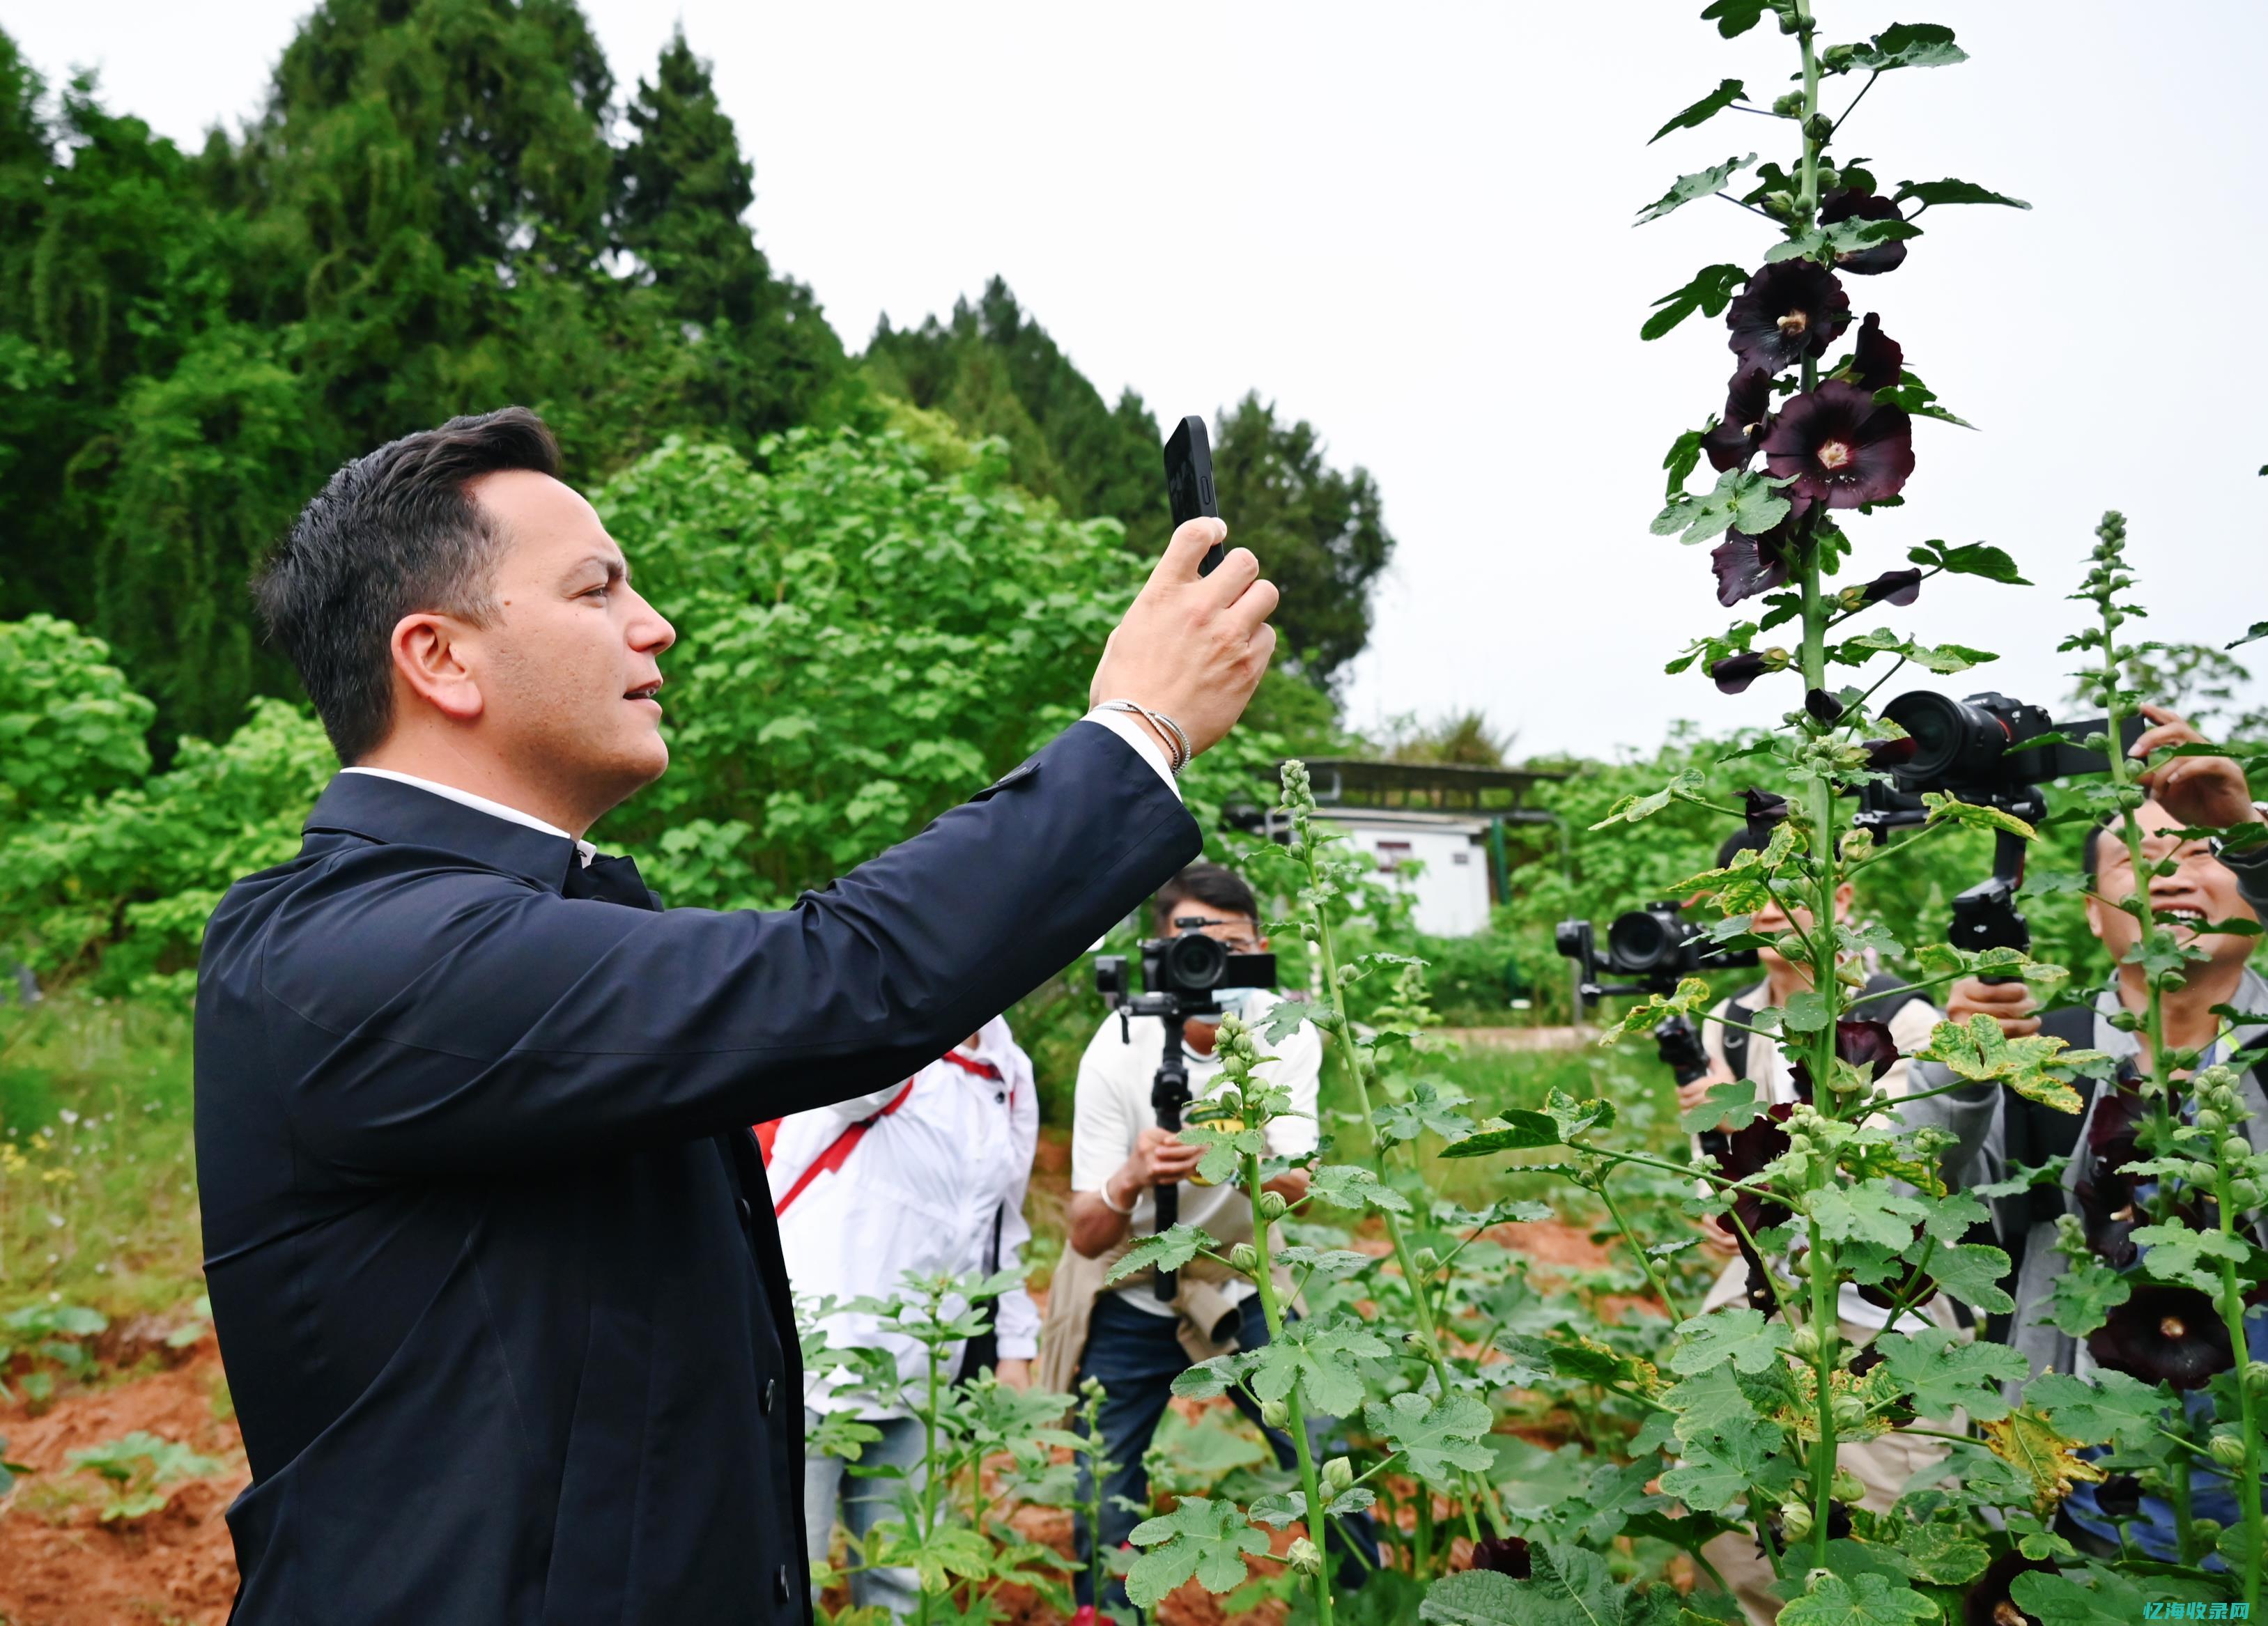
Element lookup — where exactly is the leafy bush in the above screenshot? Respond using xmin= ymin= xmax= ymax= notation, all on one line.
xmin=64 ymin=1429 xmax=222 ymax=1521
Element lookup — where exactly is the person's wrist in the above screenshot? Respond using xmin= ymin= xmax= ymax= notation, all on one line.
xmin=1100 ymin=1167 xmax=1136 ymax=1215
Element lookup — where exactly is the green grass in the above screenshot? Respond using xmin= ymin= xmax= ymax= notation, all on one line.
xmin=0 ymin=995 xmax=202 ymax=1319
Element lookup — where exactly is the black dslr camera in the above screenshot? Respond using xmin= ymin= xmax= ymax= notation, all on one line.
xmin=1555 ymin=904 xmax=1758 ymax=1129
xmin=1095 ymin=921 xmax=1278 ymax=1299
xmin=1857 ymin=691 xmax=2145 ymax=966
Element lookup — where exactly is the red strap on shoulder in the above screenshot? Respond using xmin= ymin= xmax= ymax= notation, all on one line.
xmin=753 ymin=1119 xmax=782 ymax=1165
xmin=940 ymin=1050 xmax=1003 ymax=1083
xmin=771 ymin=1078 xmax=917 ymax=1217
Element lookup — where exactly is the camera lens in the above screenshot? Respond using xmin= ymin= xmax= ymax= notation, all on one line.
xmin=1162 ymin=932 xmax=1228 ymax=990
xmin=1883 ymin=691 xmax=2010 ymax=785
xmin=1607 ymin=909 xmax=1674 ymax=972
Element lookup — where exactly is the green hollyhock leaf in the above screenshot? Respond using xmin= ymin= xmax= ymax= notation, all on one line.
xmin=1670 ymin=1308 xmax=1791 ymax=1376
xmin=1659 ymin=1414 xmax=1790 ymax=1514
xmin=1306 ymin=1162 xmax=1414 ymax=1214
xmin=1124 ymin=1495 xmax=1271 ymax=1608
xmin=1924 ymin=1241 xmax=2016 ymax=1317
xmin=1642 ymin=263 xmax=1750 ymax=341
xmin=1698 ymin=0 xmax=1787 ymax=40
xmin=1916 ymin=1014 xmax=2097 ymax=1115
xmin=1840 ymin=22 xmax=1966 ymax=72
xmin=1257 ymin=998 xmax=1313 ymax=1046
xmin=1418 ymin=1539 xmax=1670 ymax=1626
xmin=1681 ymin=1078 xmax=1764 ymax=1135
xmin=1663 ymin=1362 xmax=1760 ymax=1437
xmin=2042 ymin=1251 xmax=2131 ymax=1338
xmin=1908 ymin=539 xmax=2028 ymax=583
xmin=2024 ymin=1368 xmax=2170 ymax=1450
xmin=2130 ymin=1222 xmax=2251 ymax=1293
xmin=1437 ymin=1113 xmax=1560 ymax=1156
xmin=1778 ymin=1571 xmax=1935 ymax=1626
xmin=1650 ymin=79 xmax=1750 ymax=144
xmin=1373 ymin=1079 xmax=1476 ymax=1144
xmin=1895 ymin=177 xmax=2030 ymax=210
xmin=1365 ymin=1391 xmax=1497 ymax=1481
xmin=1807 ymin=1180 xmax=1926 ymax=1250
xmin=1871 ymin=1327 xmax=2027 ymax=1422
xmin=1247 ymin=1313 xmax=1389 ymax=1420
xmin=1104 ymin=1223 xmax=1217 ymax=1285
xmin=2009 ymin=1565 xmax=2150 ymax=1626
xmin=1652 ymin=467 xmax=1793 ymax=545
xmin=1897 ymin=1522 xmax=1989 ymax=1586
xmin=1635 ymin=154 xmax=1759 ymax=225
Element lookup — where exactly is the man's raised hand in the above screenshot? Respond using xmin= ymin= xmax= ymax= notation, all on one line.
xmin=1089 ymin=518 xmax=1279 ymax=759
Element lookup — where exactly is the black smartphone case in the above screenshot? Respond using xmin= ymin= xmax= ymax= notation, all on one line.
xmin=1163 ymin=415 xmax=1225 ymax=575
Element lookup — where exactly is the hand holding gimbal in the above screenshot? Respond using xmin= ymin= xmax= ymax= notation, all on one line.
xmin=1095 ymin=920 xmax=1277 ymax=1300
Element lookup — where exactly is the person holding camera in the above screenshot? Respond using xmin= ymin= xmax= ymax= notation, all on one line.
xmin=1679 ymin=826 xmax=1993 ymax=1624
xmin=193 ymin=408 xmax=1278 ymax=1624
xmin=1943 ymin=709 xmax=2268 ymax=1560
xmin=765 ymin=1016 xmax=1037 ymax=1616
xmin=1043 ymin=862 xmax=1375 ymax=1613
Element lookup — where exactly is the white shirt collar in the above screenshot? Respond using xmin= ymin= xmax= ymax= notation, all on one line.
xmin=340 ymin=767 xmax=597 ymax=867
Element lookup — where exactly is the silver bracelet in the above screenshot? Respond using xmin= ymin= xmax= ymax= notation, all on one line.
xmin=1097 ymin=1175 xmax=1135 ymax=1216
xmin=1096 ymin=699 xmax=1191 ymax=773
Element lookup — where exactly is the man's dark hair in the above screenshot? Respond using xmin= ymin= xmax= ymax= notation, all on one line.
xmin=1155 ymin=862 xmax=1258 ymax=931
xmin=1715 ymin=826 xmax=1771 ymax=870
xmin=254 ymin=407 xmax=563 ymax=763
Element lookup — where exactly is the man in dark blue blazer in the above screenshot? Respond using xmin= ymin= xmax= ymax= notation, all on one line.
xmin=194 ymin=407 xmax=1277 ymax=1624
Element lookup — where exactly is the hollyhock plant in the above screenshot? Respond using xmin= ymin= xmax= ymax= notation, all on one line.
xmin=1471 ymin=1537 xmax=1531 ymax=1578
xmin=1820 ymin=183 xmax=1910 ymax=275
xmin=1964 ymin=1551 xmax=2053 ymax=1626
xmin=1703 ymin=367 xmax=1777 ymax=472
xmin=1789 ymin=1018 xmax=1899 ymax=1097
xmin=1709 ymin=649 xmax=1786 ymax=693
xmin=1725 ymin=260 xmax=1851 ymax=373
xmin=1762 ymin=380 xmax=1915 ymax=508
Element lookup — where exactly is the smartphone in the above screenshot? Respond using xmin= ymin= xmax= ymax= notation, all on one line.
xmin=1162 ymin=416 xmax=1226 ymax=575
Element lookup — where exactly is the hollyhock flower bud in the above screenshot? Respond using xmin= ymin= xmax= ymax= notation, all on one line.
xmin=1258 ymin=1190 xmax=1289 ymax=1222
xmin=1287 ymin=1537 xmax=1323 ymax=1576
xmin=2224 ymin=1136 xmax=2252 ymax=1166
xmin=1764 ymin=381 xmax=1915 ymax=509
xmin=1727 ymin=261 xmax=1851 ymax=373
xmin=1322 ymin=1455 xmax=1354 ymax=1494
xmin=1261 ymin=1397 xmax=1290 ymax=1430
xmin=1830 ymin=1467 xmax=1865 ymax=1503
xmin=1848 ymin=312 xmax=1904 ymax=391
xmin=1710 ymin=647 xmax=1791 ymax=695
xmin=1790 ymin=1324 xmax=1821 ymax=1358
xmin=1805 ymin=688 xmax=1846 ymax=724
xmin=1777 ymin=1500 xmax=1814 ymax=1542
xmin=2210 ymin=1433 xmax=2249 ymax=1469
xmin=1229 ymin=1243 xmax=1259 ymax=1273
xmin=1831 ymin=1393 xmax=1869 ymax=1432
xmin=1854 ymin=568 xmax=1924 ymax=607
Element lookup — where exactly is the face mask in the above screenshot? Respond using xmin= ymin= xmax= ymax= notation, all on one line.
xmin=1193 ymin=987 xmax=1263 ymax=1023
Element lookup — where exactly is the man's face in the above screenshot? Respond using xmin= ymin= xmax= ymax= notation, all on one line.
xmin=1162 ymin=908 xmax=1265 ymax=957
xmin=456 ymin=470 xmax=677 ymax=816
xmin=2088 ymin=799 xmax=2259 ymax=969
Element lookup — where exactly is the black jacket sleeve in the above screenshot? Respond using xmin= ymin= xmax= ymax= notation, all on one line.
xmin=249 ymin=725 xmax=1201 ymax=1177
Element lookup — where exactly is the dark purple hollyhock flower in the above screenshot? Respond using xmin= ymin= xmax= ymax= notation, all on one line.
xmin=1703 ymin=368 xmax=1777 ymax=472
xmin=1711 ymin=526 xmax=1793 ymax=607
xmin=1820 ymin=185 xmax=1910 ymax=276
xmin=1790 ymin=1019 xmax=1902 ymax=1099
xmin=2095 ymin=1475 xmax=2144 ymax=1520
xmin=1849 ymin=312 xmax=1904 ymax=392
xmin=1806 ymin=688 xmax=1846 ymax=725
xmin=1739 ymin=787 xmax=1790 ymax=835
xmin=1851 ymin=568 xmax=1924 ymax=607
xmin=1726 ymin=261 xmax=1851 ymax=373
xmin=1471 ymin=1536 xmax=1531 ymax=1578
xmin=1764 ymin=380 xmax=1915 ymax=509
xmin=1862 ymin=734 xmax=1917 ymax=775
xmin=2089 ymin=1284 xmax=2233 ymax=1390
xmin=1722 ymin=1101 xmax=1796 ymax=1246
xmin=1964 ymin=1551 xmax=2053 ymax=1626
xmin=1710 ymin=647 xmax=1790 ymax=695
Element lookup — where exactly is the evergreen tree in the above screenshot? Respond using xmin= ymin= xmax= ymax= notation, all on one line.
xmin=615 ymin=31 xmax=842 ymax=446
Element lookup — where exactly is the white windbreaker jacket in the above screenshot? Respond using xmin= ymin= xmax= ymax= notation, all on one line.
xmin=766 ymin=1016 xmax=1040 ymax=1416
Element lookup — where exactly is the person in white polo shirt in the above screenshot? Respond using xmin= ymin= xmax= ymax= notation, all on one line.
xmin=767 ymin=1016 xmax=1038 ymax=1616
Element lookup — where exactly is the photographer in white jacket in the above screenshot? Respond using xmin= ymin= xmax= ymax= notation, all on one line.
xmin=767 ymin=1016 xmax=1039 ymax=1615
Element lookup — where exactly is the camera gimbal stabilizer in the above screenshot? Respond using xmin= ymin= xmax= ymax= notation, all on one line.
xmin=1095 ymin=921 xmax=1277 ymax=1301
xmin=1555 ymin=908 xmax=1757 ymax=1159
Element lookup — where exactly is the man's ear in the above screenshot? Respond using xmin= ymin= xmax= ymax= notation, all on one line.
xmin=1832 ymin=881 xmax=1856 ymax=917
xmin=390 ymin=612 xmax=484 ymax=724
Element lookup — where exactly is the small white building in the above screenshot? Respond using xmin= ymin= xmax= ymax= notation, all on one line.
xmin=1256 ymin=759 xmax=1564 ymax=939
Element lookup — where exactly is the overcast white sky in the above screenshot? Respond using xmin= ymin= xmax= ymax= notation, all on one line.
xmin=13 ymin=2 xmax=2266 ymax=757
